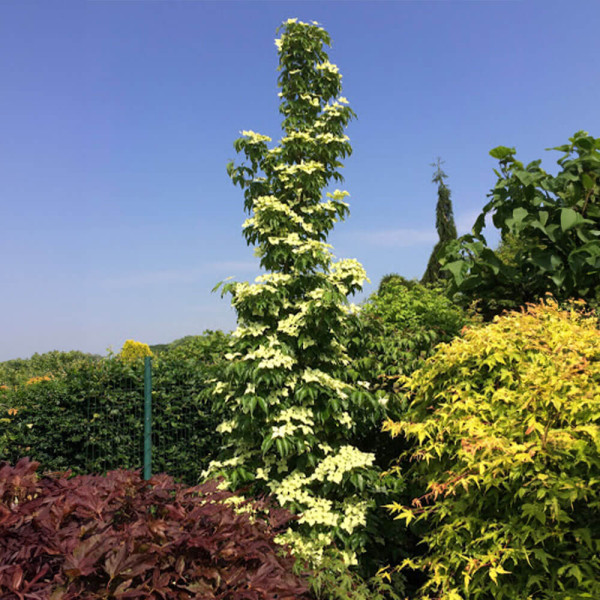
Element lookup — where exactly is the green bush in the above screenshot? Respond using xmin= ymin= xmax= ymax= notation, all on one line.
xmin=442 ymin=131 xmax=600 ymax=319
xmin=0 ymin=350 xmax=99 ymax=389
xmin=0 ymin=331 xmax=232 ymax=483
xmin=356 ymin=277 xmax=471 ymax=398
xmin=384 ymin=299 xmax=600 ymax=599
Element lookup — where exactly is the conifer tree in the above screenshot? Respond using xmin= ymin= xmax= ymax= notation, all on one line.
xmin=421 ymin=158 xmax=457 ymax=285
xmin=205 ymin=19 xmax=387 ymax=566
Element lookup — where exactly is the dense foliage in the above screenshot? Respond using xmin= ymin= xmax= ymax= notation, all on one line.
xmin=0 ymin=350 xmax=100 ymax=390
xmin=207 ymin=19 xmax=394 ymax=595
xmin=118 ymin=339 xmax=153 ymax=361
xmin=358 ymin=275 xmax=470 ymax=396
xmin=0 ymin=331 xmax=231 ymax=483
xmin=421 ymin=160 xmax=457 ymax=285
xmin=0 ymin=458 xmax=310 ymax=600
xmin=384 ymin=300 xmax=600 ymax=599
xmin=442 ymin=131 xmax=600 ymax=318
xmin=3 ymin=19 xmax=599 ymax=600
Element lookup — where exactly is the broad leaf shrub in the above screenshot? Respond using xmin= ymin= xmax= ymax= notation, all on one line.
xmin=441 ymin=131 xmax=600 ymax=319
xmin=0 ymin=332 xmax=231 ymax=482
xmin=355 ymin=275 xmax=471 ymax=415
xmin=383 ymin=299 xmax=600 ymax=599
xmin=346 ymin=276 xmax=470 ymax=596
xmin=207 ymin=18 xmax=399 ymax=598
xmin=0 ymin=458 xmax=311 ymax=600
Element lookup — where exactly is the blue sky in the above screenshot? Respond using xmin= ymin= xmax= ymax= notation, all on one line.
xmin=2 ymin=0 xmax=599 ymax=361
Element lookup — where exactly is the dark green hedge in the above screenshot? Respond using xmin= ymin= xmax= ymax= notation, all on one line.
xmin=0 ymin=331 xmax=232 ymax=484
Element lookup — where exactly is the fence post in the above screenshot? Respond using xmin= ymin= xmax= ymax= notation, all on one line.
xmin=143 ymin=357 xmax=152 ymax=480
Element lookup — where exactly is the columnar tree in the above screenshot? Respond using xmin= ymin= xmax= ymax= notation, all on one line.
xmin=421 ymin=158 xmax=458 ymax=285
xmin=206 ymin=19 xmax=388 ymax=567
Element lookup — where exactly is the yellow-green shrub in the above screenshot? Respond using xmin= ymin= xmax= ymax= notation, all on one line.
xmin=384 ymin=299 xmax=600 ymax=600
xmin=119 ymin=339 xmax=153 ymax=362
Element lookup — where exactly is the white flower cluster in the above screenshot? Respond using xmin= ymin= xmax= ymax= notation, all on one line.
xmin=271 ymin=422 xmax=296 ymax=438
xmin=254 ymin=272 xmax=293 ymax=285
xmin=311 ymin=445 xmax=375 ymax=484
xmin=337 ymin=412 xmax=353 ymax=428
xmin=274 ymin=530 xmax=332 ymax=565
xmin=342 ymin=303 xmax=362 ymax=315
xmin=323 ymin=102 xmax=345 ymax=113
xmin=232 ymin=322 xmax=268 ymax=338
xmin=315 ymin=132 xmax=349 ymax=144
xmin=339 ymin=499 xmax=368 ymax=534
xmin=202 ymin=453 xmax=246 ymax=479
xmin=272 ymin=161 xmax=325 ymax=177
xmin=277 ymin=302 xmax=311 ymax=337
xmin=331 ymin=258 xmax=369 ymax=288
xmin=244 ymin=336 xmax=296 ymax=370
xmin=241 ymin=130 xmax=272 ymax=143
xmin=316 ymin=60 xmax=340 ymax=74
xmin=298 ymin=497 xmax=339 ymax=527
xmin=302 ymin=368 xmax=351 ymax=400
xmin=231 ymin=281 xmax=266 ymax=299
xmin=216 ymin=419 xmax=236 ymax=434
xmin=267 ymin=445 xmax=374 ymax=538
xmin=327 ymin=189 xmax=350 ymax=201
xmin=270 ymin=406 xmax=315 ymax=438
xmin=266 ymin=233 xmax=333 ymax=262
xmin=271 ymin=471 xmax=311 ymax=506
xmin=251 ymin=195 xmax=315 ymax=234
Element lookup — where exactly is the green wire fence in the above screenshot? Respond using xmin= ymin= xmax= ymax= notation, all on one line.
xmin=0 ymin=356 xmax=221 ymax=486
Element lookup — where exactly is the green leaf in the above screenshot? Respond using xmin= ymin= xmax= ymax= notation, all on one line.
xmin=575 ymin=136 xmax=594 ymax=151
xmin=514 ymin=170 xmax=535 ymax=187
xmin=551 ymin=269 xmax=566 ymax=288
xmin=489 ymin=146 xmax=515 ymax=160
xmin=561 ymin=207 xmax=582 ymax=232
xmin=512 ymin=207 xmax=529 ymax=225
xmin=442 ymin=260 xmax=467 ymax=287
xmin=581 ymin=173 xmax=595 ymax=190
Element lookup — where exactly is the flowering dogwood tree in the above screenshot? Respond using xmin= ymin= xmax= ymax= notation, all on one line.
xmin=206 ymin=19 xmax=388 ymax=565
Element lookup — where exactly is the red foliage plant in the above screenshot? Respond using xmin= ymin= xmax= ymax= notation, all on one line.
xmin=0 ymin=458 xmax=312 ymax=599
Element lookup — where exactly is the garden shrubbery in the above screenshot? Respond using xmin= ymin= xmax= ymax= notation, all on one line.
xmin=0 ymin=458 xmax=311 ymax=600
xmin=2 ymin=16 xmax=599 ymax=600
xmin=0 ymin=331 xmax=232 ymax=482
xmin=441 ymin=131 xmax=600 ymax=319
xmin=0 ymin=350 xmax=100 ymax=390
xmin=384 ymin=299 xmax=600 ymax=599
xmin=356 ymin=275 xmax=470 ymax=396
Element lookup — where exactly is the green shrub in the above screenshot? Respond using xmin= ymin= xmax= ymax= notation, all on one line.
xmin=357 ymin=278 xmax=470 ymax=397
xmin=441 ymin=131 xmax=600 ymax=319
xmin=384 ymin=299 xmax=600 ymax=599
xmin=0 ymin=331 xmax=232 ymax=482
xmin=0 ymin=350 xmax=99 ymax=389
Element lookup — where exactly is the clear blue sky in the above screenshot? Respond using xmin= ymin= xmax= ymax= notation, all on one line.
xmin=2 ymin=0 xmax=599 ymax=361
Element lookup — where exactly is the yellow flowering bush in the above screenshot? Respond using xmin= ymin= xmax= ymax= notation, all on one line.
xmin=119 ymin=339 xmax=153 ymax=362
